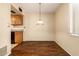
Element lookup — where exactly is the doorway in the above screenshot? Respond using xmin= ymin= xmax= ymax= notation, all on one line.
xmin=11 ymin=5 xmax=24 ymax=49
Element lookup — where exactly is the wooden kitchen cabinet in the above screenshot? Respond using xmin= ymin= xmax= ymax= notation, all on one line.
xmin=11 ymin=15 xmax=23 ymax=26
xmin=15 ymin=31 xmax=23 ymax=44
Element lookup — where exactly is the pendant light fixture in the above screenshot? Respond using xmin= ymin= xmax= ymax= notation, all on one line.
xmin=37 ymin=3 xmax=44 ymax=25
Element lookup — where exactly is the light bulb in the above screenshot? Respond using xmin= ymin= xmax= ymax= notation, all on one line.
xmin=37 ymin=20 xmax=43 ymax=24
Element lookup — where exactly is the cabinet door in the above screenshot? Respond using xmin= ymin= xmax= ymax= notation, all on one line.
xmin=15 ymin=32 xmax=23 ymax=44
xmin=11 ymin=15 xmax=23 ymax=25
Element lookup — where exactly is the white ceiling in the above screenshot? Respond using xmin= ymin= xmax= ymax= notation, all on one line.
xmin=19 ymin=3 xmax=60 ymax=13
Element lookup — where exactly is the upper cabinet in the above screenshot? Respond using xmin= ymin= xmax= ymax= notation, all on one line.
xmin=11 ymin=4 xmax=23 ymax=26
xmin=11 ymin=15 xmax=23 ymax=26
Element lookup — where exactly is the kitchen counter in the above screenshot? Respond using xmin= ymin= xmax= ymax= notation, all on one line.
xmin=11 ymin=26 xmax=24 ymax=31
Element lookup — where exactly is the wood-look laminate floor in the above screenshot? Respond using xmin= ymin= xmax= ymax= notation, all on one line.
xmin=10 ymin=41 xmax=70 ymax=56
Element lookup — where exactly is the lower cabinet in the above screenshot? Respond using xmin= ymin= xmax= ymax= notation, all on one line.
xmin=15 ymin=31 xmax=23 ymax=44
xmin=11 ymin=31 xmax=23 ymax=44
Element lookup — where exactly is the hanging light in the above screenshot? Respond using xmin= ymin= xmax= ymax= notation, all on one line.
xmin=37 ymin=3 xmax=44 ymax=25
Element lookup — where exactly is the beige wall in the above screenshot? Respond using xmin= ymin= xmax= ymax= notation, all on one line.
xmin=54 ymin=4 xmax=79 ymax=55
xmin=0 ymin=4 xmax=11 ymax=55
xmin=24 ymin=13 xmax=54 ymax=41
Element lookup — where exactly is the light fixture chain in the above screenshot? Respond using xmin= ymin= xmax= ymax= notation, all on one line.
xmin=39 ymin=3 xmax=41 ymax=21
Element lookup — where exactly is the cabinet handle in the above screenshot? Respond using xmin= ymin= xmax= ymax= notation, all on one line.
xmin=24 ymin=26 xmax=26 ymax=29
xmin=8 ymin=26 xmax=10 ymax=27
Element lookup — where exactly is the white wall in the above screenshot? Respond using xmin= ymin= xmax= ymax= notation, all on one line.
xmin=0 ymin=3 xmax=11 ymax=55
xmin=54 ymin=4 xmax=79 ymax=56
xmin=24 ymin=13 xmax=54 ymax=41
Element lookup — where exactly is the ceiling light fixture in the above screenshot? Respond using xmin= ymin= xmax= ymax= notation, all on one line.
xmin=37 ymin=3 xmax=44 ymax=25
